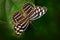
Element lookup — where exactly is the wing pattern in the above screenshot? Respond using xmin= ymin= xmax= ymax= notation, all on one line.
xmin=12 ymin=3 xmax=47 ymax=35
xmin=30 ymin=6 xmax=47 ymax=20
xmin=13 ymin=11 xmax=29 ymax=35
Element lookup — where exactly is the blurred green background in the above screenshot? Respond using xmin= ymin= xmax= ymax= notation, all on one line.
xmin=0 ymin=0 xmax=60 ymax=40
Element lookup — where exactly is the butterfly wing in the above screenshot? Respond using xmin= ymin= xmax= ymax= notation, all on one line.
xmin=13 ymin=11 xmax=25 ymax=23
xmin=23 ymin=3 xmax=47 ymax=21
xmin=29 ymin=6 xmax=47 ymax=20
xmin=14 ymin=20 xmax=29 ymax=35
xmin=23 ymin=3 xmax=34 ymax=17
xmin=13 ymin=11 xmax=29 ymax=35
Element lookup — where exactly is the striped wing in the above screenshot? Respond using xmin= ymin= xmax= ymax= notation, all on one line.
xmin=23 ymin=3 xmax=47 ymax=21
xmin=14 ymin=19 xmax=29 ymax=35
xmin=13 ymin=11 xmax=25 ymax=23
xmin=23 ymin=3 xmax=34 ymax=17
xmin=29 ymin=6 xmax=47 ymax=20
xmin=13 ymin=11 xmax=29 ymax=35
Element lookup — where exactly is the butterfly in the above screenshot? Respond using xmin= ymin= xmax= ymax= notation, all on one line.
xmin=12 ymin=3 xmax=47 ymax=35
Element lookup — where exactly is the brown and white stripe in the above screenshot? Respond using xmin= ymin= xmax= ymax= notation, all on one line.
xmin=23 ymin=3 xmax=34 ymax=17
xmin=12 ymin=3 xmax=47 ymax=35
xmin=14 ymin=19 xmax=29 ymax=35
xmin=29 ymin=6 xmax=47 ymax=20
xmin=13 ymin=11 xmax=25 ymax=23
xmin=13 ymin=11 xmax=29 ymax=35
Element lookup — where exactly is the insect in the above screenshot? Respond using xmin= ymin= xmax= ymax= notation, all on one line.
xmin=12 ymin=3 xmax=47 ymax=35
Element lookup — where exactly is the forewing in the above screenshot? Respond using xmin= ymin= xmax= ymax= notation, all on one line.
xmin=23 ymin=3 xmax=34 ymax=17
xmin=29 ymin=6 xmax=47 ymax=20
xmin=13 ymin=11 xmax=25 ymax=23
